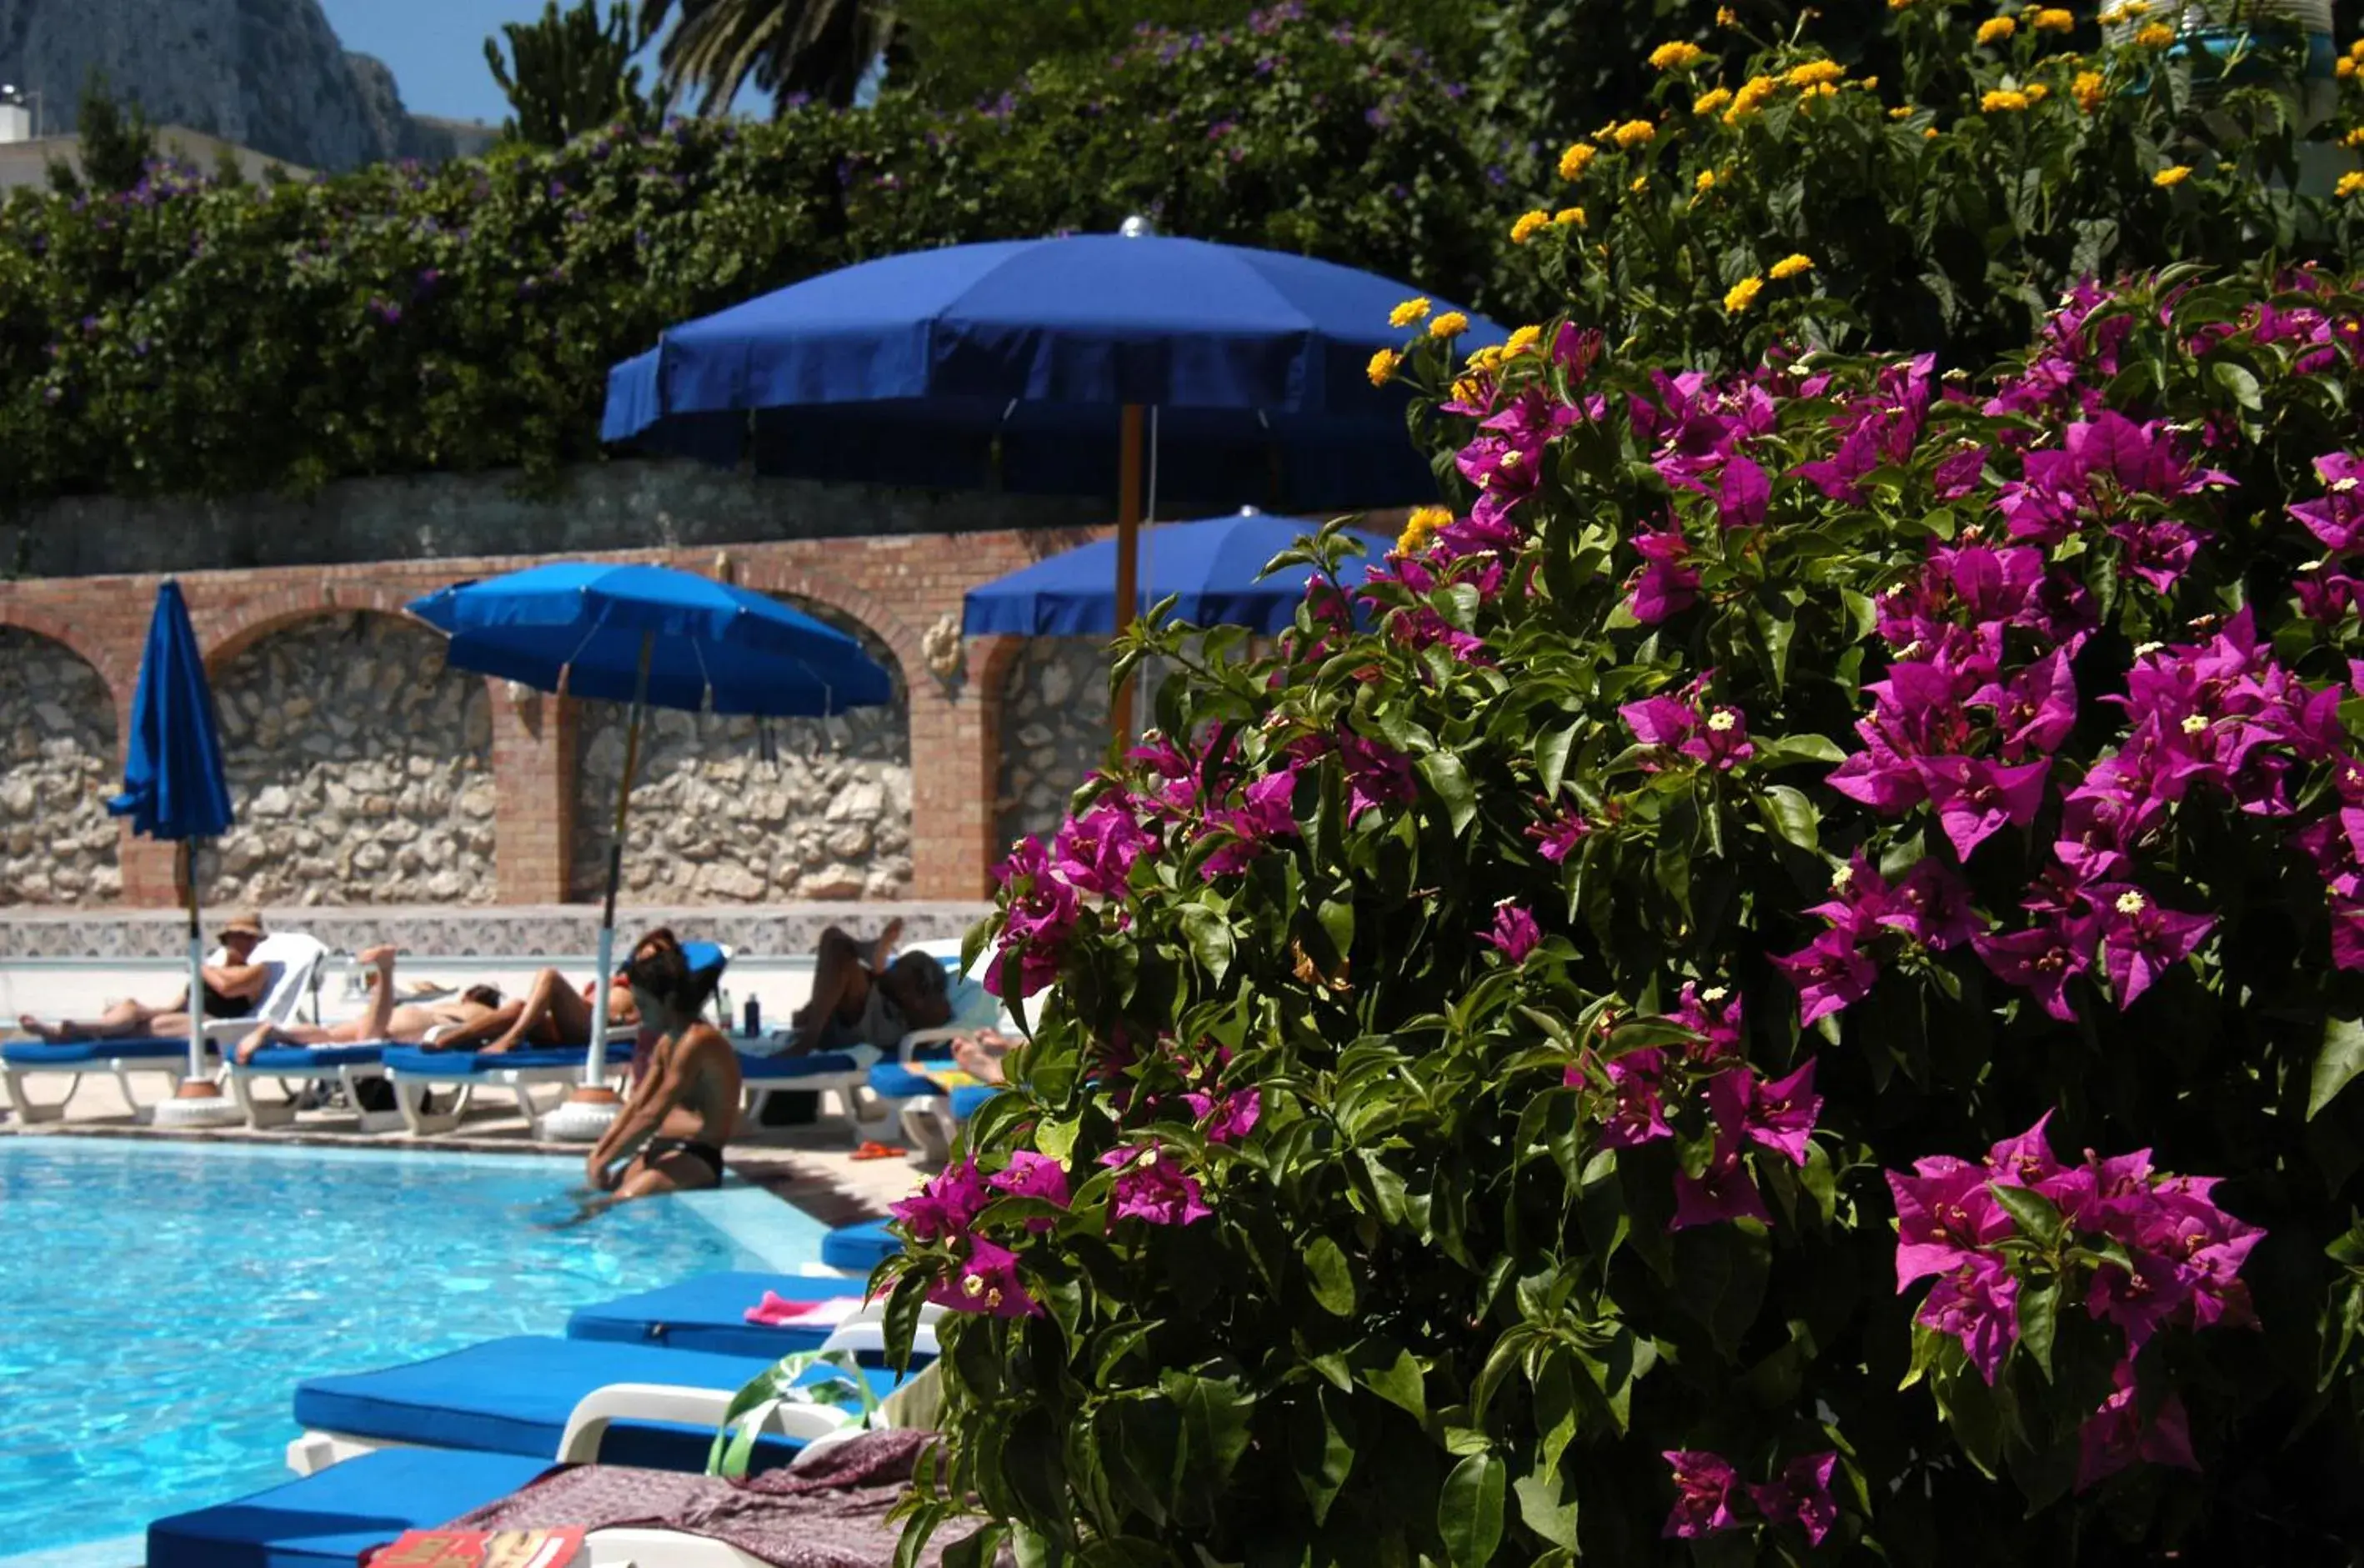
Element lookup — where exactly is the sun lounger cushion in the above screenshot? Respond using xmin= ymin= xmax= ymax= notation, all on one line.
xmin=867 ymin=1062 xmax=946 ymax=1100
xmin=293 ymin=1335 xmax=894 ymax=1469
xmin=739 ymin=1051 xmax=862 ymax=1081
xmin=567 ymin=1271 xmax=858 ymax=1359
xmin=147 ymin=1445 xmax=552 ymax=1568
xmin=950 ymin=1085 xmax=1001 ymax=1122
xmin=821 ymin=1219 xmax=903 ymax=1274
xmin=238 ymin=1044 xmax=388 ymax=1071
xmin=2 ymin=1036 xmax=191 ymax=1065
xmin=379 ymin=1044 xmax=591 ymax=1077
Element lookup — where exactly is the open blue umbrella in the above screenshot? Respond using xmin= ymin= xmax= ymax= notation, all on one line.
xmin=603 ymin=226 xmax=1503 ymax=734
xmin=963 ymin=508 xmax=1390 ymax=637
xmin=108 ymin=580 xmax=235 ymax=1094
xmin=408 ymin=563 xmax=894 ymax=1121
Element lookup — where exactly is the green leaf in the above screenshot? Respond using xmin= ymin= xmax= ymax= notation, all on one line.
xmin=2311 ymin=1014 xmax=2364 ymax=1121
xmin=1179 ymin=904 xmax=1235 ymax=984
xmin=1287 ymin=1387 xmax=1356 ymax=1525
xmin=1438 ymin=1450 xmax=1507 ymax=1568
xmin=1420 ymin=750 xmax=1479 ymax=836
xmin=1034 ymin=1114 xmax=1079 ymax=1163
xmin=1989 ymin=1180 xmax=2066 ymax=1247
xmin=1352 ymin=1340 xmax=1427 ymax=1422
xmin=1514 ymin=1467 xmax=1580 ymax=1550
xmin=1536 ymin=723 xmax=1579 ymax=801
xmin=2016 ymin=1275 xmax=2062 ymax=1381
xmin=2212 ymin=359 xmax=2263 ymax=411
xmin=1305 ymin=1235 xmax=1357 ymax=1316
xmin=1758 ymin=785 xmax=1820 ymax=854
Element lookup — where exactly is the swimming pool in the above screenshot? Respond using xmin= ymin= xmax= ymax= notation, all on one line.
xmin=0 ymin=1136 xmax=828 ymax=1565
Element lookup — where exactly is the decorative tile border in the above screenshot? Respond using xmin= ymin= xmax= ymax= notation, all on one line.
xmin=0 ymin=902 xmax=994 ymax=961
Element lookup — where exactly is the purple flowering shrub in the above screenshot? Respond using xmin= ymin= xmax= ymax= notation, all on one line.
xmin=879 ymin=270 xmax=2364 ymax=1563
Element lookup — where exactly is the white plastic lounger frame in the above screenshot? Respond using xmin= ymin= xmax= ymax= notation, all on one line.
xmin=285 ymin=1305 xmax=943 ymax=1477
xmin=224 ymin=1054 xmax=402 ymax=1134
xmin=388 ymin=1045 xmax=633 ymax=1138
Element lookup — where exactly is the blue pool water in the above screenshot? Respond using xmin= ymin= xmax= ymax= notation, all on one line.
xmin=0 ymin=1136 xmax=827 ymax=1563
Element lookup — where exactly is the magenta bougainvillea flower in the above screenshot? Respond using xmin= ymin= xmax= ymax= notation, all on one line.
xmin=1182 ymin=1085 xmax=1262 ymax=1145
xmin=1525 ymin=801 xmax=1590 ymax=863
xmin=1052 ymin=799 xmax=1154 ymax=897
xmin=1626 ymin=525 xmax=1700 ymax=624
xmin=987 ymin=1151 xmax=1072 ymax=1231
xmin=892 ymin=1158 xmax=990 ymax=1244
xmin=1670 ymin=1133 xmax=1772 ymax=1230
xmin=1773 ymin=929 xmax=1881 ymax=1024
xmin=2093 ymin=884 xmax=2216 ymax=1007
xmin=1481 ymin=900 xmax=1541 ymax=964
xmin=1660 ymin=1450 xmax=1742 ymax=1538
xmin=987 ymin=837 xmax=1080 ymax=998
xmin=929 ymin=1236 xmax=1043 ymax=1319
xmin=1100 ymin=1144 xmax=1213 ymax=1226
xmin=1747 ymin=1451 xmax=1840 ymax=1545
xmin=1711 ymin=1060 xmax=1821 ymax=1167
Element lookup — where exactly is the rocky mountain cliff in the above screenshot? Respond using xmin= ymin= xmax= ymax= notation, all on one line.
xmin=0 ymin=0 xmax=459 ymax=170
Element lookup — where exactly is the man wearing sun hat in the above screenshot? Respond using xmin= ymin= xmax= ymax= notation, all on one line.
xmin=14 ymin=910 xmax=272 ymax=1043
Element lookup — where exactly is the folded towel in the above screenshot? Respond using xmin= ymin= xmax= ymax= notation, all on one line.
xmin=744 ymin=1292 xmax=865 ymax=1329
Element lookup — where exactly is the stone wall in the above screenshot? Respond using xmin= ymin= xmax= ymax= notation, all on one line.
xmin=995 ymin=639 xmax=1112 ymax=849
xmin=0 ymin=629 xmax=120 ymax=905
xmin=571 ymin=600 xmax=913 ymax=903
xmin=203 ymin=615 xmax=496 ymax=907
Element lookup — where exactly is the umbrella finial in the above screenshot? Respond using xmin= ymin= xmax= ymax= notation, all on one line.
xmin=1118 ymin=214 xmax=1157 ymax=239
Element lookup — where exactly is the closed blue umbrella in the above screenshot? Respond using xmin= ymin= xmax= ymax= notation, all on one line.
xmin=107 ymin=580 xmax=235 ymax=1092
xmin=408 ymin=563 xmax=894 ymax=1116
xmin=602 ymin=228 xmax=1503 ymax=734
xmin=963 ymin=509 xmax=1390 ymax=637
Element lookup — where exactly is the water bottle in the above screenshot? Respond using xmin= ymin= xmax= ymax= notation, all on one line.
xmin=743 ymin=994 xmax=761 ymax=1037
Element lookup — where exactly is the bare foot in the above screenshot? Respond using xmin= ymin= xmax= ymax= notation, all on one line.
xmin=16 ymin=1015 xmax=73 ymax=1043
xmin=357 ymin=944 xmax=397 ymax=967
xmin=868 ymin=919 xmax=905 ymax=973
xmin=235 ymin=1024 xmax=273 ymax=1065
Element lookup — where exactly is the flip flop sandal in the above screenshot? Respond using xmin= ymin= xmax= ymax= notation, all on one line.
xmin=850 ymin=1140 xmax=907 ymax=1161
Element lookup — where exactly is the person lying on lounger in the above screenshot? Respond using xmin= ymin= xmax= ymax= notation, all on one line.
xmin=231 ymin=946 xmax=505 ymax=1063
xmin=784 ymin=919 xmax=953 ymax=1063
xmin=576 ymin=933 xmax=744 ymax=1210
xmin=17 ymin=912 xmax=273 ymax=1043
xmin=413 ymin=944 xmax=647 ymax=1055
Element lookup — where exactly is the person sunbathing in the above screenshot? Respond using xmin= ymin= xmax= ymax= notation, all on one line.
xmin=232 ymin=946 xmax=503 ymax=1064
xmin=785 ymin=918 xmax=953 ymax=1061
xmin=18 ymin=912 xmax=272 ymax=1043
xmin=416 ymin=946 xmax=647 ymax=1056
xmin=575 ymin=934 xmax=744 ymax=1213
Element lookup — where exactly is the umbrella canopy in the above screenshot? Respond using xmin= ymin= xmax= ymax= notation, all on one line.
xmin=108 ymin=579 xmax=233 ymax=842
xmin=406 ymin=562 xmax=894 ymax=717
xmin=600 ymin=233 xmax=1506 ymax=513
xmin=964 ymin=510 xmax=1390 ymax=638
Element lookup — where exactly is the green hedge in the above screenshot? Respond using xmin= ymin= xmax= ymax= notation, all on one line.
xmin=0 ymin=11 xmax=1514 ymax=512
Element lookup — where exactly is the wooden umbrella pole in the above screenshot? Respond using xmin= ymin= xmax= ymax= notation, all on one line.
xmin=1111 ymin=403 xmax=1145 ymax=742
xmin=578 ymin=631 xmax=654 ymax=1100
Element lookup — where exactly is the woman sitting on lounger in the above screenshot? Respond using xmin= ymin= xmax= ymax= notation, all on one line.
xmin=233 ymin=947 xmax=505 ymax=1063
xmin=415 ymin=939 xmax=659 ymax=1055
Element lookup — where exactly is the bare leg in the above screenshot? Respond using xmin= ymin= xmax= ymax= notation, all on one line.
xmin=463 ymin=969 xmax=595 ymax=1055
xmin=18 ymin=999 xmax=160 ymax=1043
xmin=614 ymin=1146 xmax=721 ymax=1200
xmin=353 ymin=947 xmax=400 ymax=1040
xmin=792 ymin=928 xmax=872 ymax=1037
xmin=952 ymin=1032 xmax=1012 ymax=1085
xmin=236 ymin=1019 xmax=338 ymax=1065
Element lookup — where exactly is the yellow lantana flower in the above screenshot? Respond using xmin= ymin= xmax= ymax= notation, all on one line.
xmin=1558 ymin=143 xmax=1598 ymax=180
xmin=1389 ymin=297 xmax=1431 ymax=328
xmin=2072 ymin=69 xmax=2106 ymax=111
xmin=1724 ymin=275 xmax=1765 ymax=313
xmin=1889 ymin=104 xmax=1916 ymax=119
xmin=2033 ymin=8 xmax=2075 ymax=31
xmin=1429 ymin=311 xmax=1470 ymax=339
xmin=1801 ymin=81 xmax=1839 ymax=99
xmin=1397 ymin=506 xmax=1450 ymax=554
xmin=2025 ymin=82 xmax=2050 ymax=102
xmin=2351 ymin=38 xmax=2364 ymax=59
xmin=1695 ymin=168 xmax=1717 ymax=193
xmin=1923 ymin=126 xmax=1940 ymax=138
xmin=1982 ymin=88 xmax=2031 ymax=112
xmin=1467 ymin=345 xmax=1506 ymax=373
xmin=1888 ymin=0 xmax=1914 ymax=8
xmin=1650 ymin=41 xmax=1708 ymax=70
xmin=1506 ymin=325 xmax=1545 ymax=355
xmin=2152 ymin=163 xmax=2191 ymax=187
xmin=1770 ymin=253 xmax=1813 ymax=279
xmin=1366 ymin=348 xmax=1399 ymax=387
xmin=1510 ymin=209 xmax=1551 ymax=244
xmin=1611 ymin=118 xmax=1658 ymax=148
xmin=1786 ymin=59 xmax=1846 ymax=89
xmin=1693 ymin=87 xmax=1735 ymax=115
xmin=2097 ymin=1 xmax=2149 ymax=21
xmin=2342 ymin=57 xmax=2358 ymax=78
xmin=1977 ymin=16 xmax=2016 ymax=44
xmin=2344 ymin=128 xmax=2364 ymax=148
xmin=2133 ymin=22 xmax=2173 ymax=47
xmin=1554 ymin=207 xmax=1586 ymax=227
xmin=2338 ymin=171 xmax=2364 ymax=198
xmin=1725 ymin=75 xmax=1778 ymax=122
xmin=1716 ymin=5 xmax=1739 ymax=25
xmin=1630 ymin=174 xmax=1650 ymax=193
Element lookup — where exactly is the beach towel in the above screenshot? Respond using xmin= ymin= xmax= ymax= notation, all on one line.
xmin=744 ymin=1293 xmax=865 ymax=1330
xmin=446 ymin=1429 xmax=1000 ymax=1568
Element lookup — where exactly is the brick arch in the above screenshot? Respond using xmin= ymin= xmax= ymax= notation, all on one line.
xmin=0 ymin=604 xmax=135 ymax=699
xmin=726 ymin=561 xmax=925 ymax=694
xmin=198 ymin=583 xmax=420 ymax=674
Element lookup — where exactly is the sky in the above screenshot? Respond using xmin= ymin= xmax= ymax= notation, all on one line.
xmin=317 ymin=0 xmax=767 ymax=125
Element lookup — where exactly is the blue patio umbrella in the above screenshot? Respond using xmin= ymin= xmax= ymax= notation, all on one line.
xmin=107 ymin=579 xmax=236 ymax=1088
xmin=963 ymin=508 xmax=1390 ymax=638
xmin=602 ymin=226 xmax=1504 ymax=733
xmin=408 ymin=563 xmax=894 ymax=1109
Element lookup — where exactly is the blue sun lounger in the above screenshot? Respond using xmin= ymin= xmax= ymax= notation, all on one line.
xmin=821 ymin=1219 xmax=906 ymax=1275
xmin=566 ymin=1271 xmax=868 ymax=1360
xmin=288 ymin=1335 xmax=906 ymax=1475
xmin=378 ymin=1043 xmax=608 ymax=1136
xmin=148 ymin=1445 xmax=553 ymax=1568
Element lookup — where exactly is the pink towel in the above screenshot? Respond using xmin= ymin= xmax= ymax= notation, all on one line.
xmin=744 ymin=1291 xmax=864 ymax=1328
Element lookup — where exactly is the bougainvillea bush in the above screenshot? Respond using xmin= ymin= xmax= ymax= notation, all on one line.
xmin=876 ymin=271 xmax=2364 ymax=1564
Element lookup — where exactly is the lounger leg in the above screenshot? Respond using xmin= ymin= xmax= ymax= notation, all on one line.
xmin=1 ymin=1066 xmax=75 ymax=1124
xmin=228 ymin=1069 xmax=293 ymax=1130
xmin=343 ymin=1067 xmax=402 ymax=1135
xmin=393 ymin=1076 xmax=463 ymax=1137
